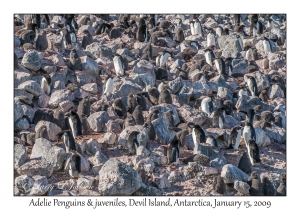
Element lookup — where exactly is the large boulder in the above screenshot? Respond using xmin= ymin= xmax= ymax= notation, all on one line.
xmin=14 ymin=118 xmax=30 ymax=131
xmin=98 ymin=158 xmax=142 ymax=195
xmin=21 ymin=104 xmax=35 ymax=123
xmin=17 ymin=157 xmax=54 ymax=178
xmin=178 ymin=105 xmax=208 ymax=125
xmin=79 ymin=25 xmax=96 ymax=36
xmin=217 ymin=35 xmax=243 ymax=55
xmin=221 ymin=164 xmax=249 ymax=184
xmin=265 ymin=125 xmax=286 ymax=144
xmin=14 ymin=71 xmax=31 ymax=88
xmin=14 ymin=144 xmax=28 ymax=170
xmin=81 ymin=56 xmax=99 ymax=77
xmin=236 ymin=95 xmax=274 ymax=112
xmin=87 ymin=111 xmax=110 ymax=132
xmin=21 ymin=50 xmax=41 ymax=71
xmin=132 ymin=183 xmax=164 ymax=196
xmin=116 ymin=48 xmax=136 ymax=62
xmin=268 ymin=84 xmax=285 ymax=99
xmin=30 ymin=175 xmax=49 ymax=195
xmin=268 ymin=53 xmax=285 ymax=70
xmin=234 ymin=180 xmax=250 ymax=195
xmin=15 ymin=175 xmax=35 ymax=194
xmin=48 ymin=89 xmax=74 ymax=108
xmin=116 ymin=79 xmax=143 ymax=97
xmin=14 ymin=100 xmax=23 ymax=122
xmin=118 ymin=125 xmax=148 ymax=148
xmin=18 ymin=80 xmax=43 ymax=97
xmin=255 ymin=128 xmax=271 ymax=147
xmin=152 ymin=118 xmax=170 ymax=144
xmin=168 ymin=77 xmax=183 ymax=94
xmin=85 ymin=42 xmax=113 ymax=59
xmin=35 ymin=121 xmax=62 ymax=142
xmin=129 ymin=60 xmax=156 ymax=89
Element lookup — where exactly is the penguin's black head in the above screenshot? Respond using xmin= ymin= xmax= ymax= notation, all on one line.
xmin=82 ymin=30 xmax=90 ymax=35
xmin=153 ymin=109 xmax=160 ymax=114
xmin=248 ymin=109 xmax=255 ymax=116
xmin=251 ymin=171 xmax=259 ymax=179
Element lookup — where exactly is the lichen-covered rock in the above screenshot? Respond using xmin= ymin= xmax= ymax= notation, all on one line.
xmin=15 ymin=175 xmax=35 ymax=194
xmin=14 ymin=144 xmax=28 ymax=170
xmin=221 ymin=164 xmax=249 ymax=184
xmin=268 ymin=84 xmax=285 ymax=99
xmin=98 ymin=158 xmax=142 ymax=195
xmin=178 ymin=105 xmax=208 ymax=125
xmin=17 ymin=157 xmax=54 ymax=178
xmin=152 ymin=118 xmax=170 ymax=144
xmin=130 ymin=60 xmax=156 ymax=89
xmin=87 ymin=111 xmax=110 ymax=132
xmin=18 ymin=80 xmax=43 ymax=97
xmin=234 ymin=180 xmax=250 ymax=195
xmin=49 ymin=89 xmax=74 ymax=108
xmin=88 ymin=151 xmax=108 ymax=166
xmin=81 ymin=56 xmax=99 ymax=77
xmin=217 ymin=35 xmax=242 ymax=55
xmin=21 ymin=50 xmax=41 ymax=71
xmin=132 ymin=183 xmax=164 ymax=196
xmin=30 ymin=175 xmax=49 ymax=195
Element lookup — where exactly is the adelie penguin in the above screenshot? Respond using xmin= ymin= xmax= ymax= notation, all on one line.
xmin=176 ymin=128 xmax=189 ymax=147
xmin=35 ymin=125 xmax=49 ymax=140
xmin=69 ymin=49 xmax=82 ymax=71
xmin=216 ymin=25 xmax=223 ymax=37
xmin=191 ymin=124 xmax=206 ymax=154
xmin=175 ymin=27 xmax=185 ymax=43
xmin=35 ymin=29 xmax=48 ymax=51
xmin=103 ymin=76 xmax=114 ymax=94
xmin=156 ymin=51 xmax=172 ymax=68
xmin=126 ymin=131 xmax=140 ymax=155
xmin=65 ymin=111 xmax=82 ymax=139
xmin=225 ymin=57 xmax=233 ymax=76
xmin=148 ymin=87 xmax=160 ymax=105
xmin=201 ymin=96 xmax=214 ymax=117
xmin=137 ymin=24 xmax=148 ymax=42
xmin=213 ymin=57 xmax=227 ymax=76
xmin=113 ymin=53 xmax=127 ymax=76
xmin=113 ymin=98 xmax=127 ymax=118
xmin=228 ymin=125 xmax=243 ymax=149
xmin=207 ymin=30 xmax=216 ymax=48
xmin=81 ymin=30 xmax=93 ymax=49
xmin=145 ymin=119 xmax=155 ymax=141
xmin=132 ymin=105 xmax=144 ymax=125
xmin=212 ymin=106 xmax=226 ymax=129
xmin=246 ymin=75 xmax=258 ymax=97
xmin=167 ymin=136 xmax=180 ymax=164
xmin=95 ymin=23 xmax=114 ymax=35
xmin=158 ymin=85 xmax=172 ymax=104
xmin=123 ymin=114 xmax=136 ymax=129
xmin=41 ymin=74 xmax=51 ymax=95
xmin=57 ymin=130 xmax=77 ymax=153
xmin=204 ymin=47 xmax=215 ymax=67
xmin=189 ymin=18 xmax=202 ymax=36
xmin=127 ymin=93 xmax=138 ymax=114
xmin=164 ymin=110 xmax=175 ymax=130
xmin=136 ymin=93 xmax=147 ymax=111
xmin=262 ymin=36 xmax=272 ymax=55
xmin=64 ymin=151 xmax=81 ymax=179
xmin=147 ymin=109 xmax=159 ymax=122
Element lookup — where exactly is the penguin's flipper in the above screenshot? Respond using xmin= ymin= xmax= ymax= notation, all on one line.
xmin=74 ymin=155 xmax=81 ymax=173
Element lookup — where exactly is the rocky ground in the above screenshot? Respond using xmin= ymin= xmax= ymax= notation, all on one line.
xmin=14 ymin=14 xmax=286 ymax=196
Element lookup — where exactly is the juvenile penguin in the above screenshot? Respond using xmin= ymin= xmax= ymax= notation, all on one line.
xmin=35 ymin=125 xmax=49 ymax=140
xmin=248 ymin=171 xmax=262 ymax=195
xmin=132 ymin=105 xmax=144 ymax=125
xmin=207 ymin=30 xmax=216 ymax=47
xmin=137 ymin=24 xmax=147 ymax=42
xmin=123 ymin=114 xmax=136 ymax=129
xmin=41 ymin=74 xmax=51 ymax=95
xmin=156 ymin=68 xmax=168 ymax=80
xmin=164 ymin=110 xmax=174 ymax=130
xmin=213 ymin=175 xmax=225 ymax=194
xmin=35 ymin=30 xmax=48 ymax=51
xmin=201 ymin=96 xmax=214 ymax=117
xmin=206 ymin=135 xmax=218 ymax=147
xmin=274 ymin=116 xmax=283 ymax=128
xmin=66 ymin=111 xmax=82 ymax=139
xmin=127 ymin=93 xmax=138 ymax=114
xmin=247 ymin=139 xmax=261 ymax=165
xmin=174 ymin=27 xmax=184 ymax=43
xmin=223 ymin=100 xmax=233 ymax=115
xmin=167 ymin=137 xmax=180 ymax=164
xmin=113 ymin=98 xmax=127 ymax=118
xmin=212 ymin=106 xmax=226 ymax=129
xmin=238 ymin=152 xmax=252 ymax=174
xmin=246 ymin=76 xmax=258 ymax=97
xmin=136 ymin=93 xmax=147 ymax=111
xmin=145 ymin=119 xmax=156 ymax=141
xmin=228 ymin=126 xmax=243 ymax=149
xmin=69 ymin=49 xmax=82 ymax=71
xmin=77 ymin=96 xmax=90 ymax=117
xmin=204 ymin=48 xmax=215 ymax=66
xmin=64 ymin=151 xmax=81 ymax=179
xmin=176 ymin=128 xmax=189 ymax=147
xmin=158 ymin=86 xmax=172 ymax=104
xmin=148 ymin=87 xmax=160 ymax=105
xmin=262 ymin=37 xmax=272 ymax=55
xmin=103 ymin=77 xmax=114 ymax=94
xmin=225 ymin=57 xmax=233 ymax=76
xmin=190 ymin=18 xmax=202 ymax=36
xmin=147 ymin=109 xmax=159 ymax=122
xmin=114 ymin=54 xmax=128 ymax=77
xmin=158 ymin=80 xmax=167 ymax=93
xmin=126 ymin=131 xmax=140 ymax=155
xmin=276 ymin=172 xmax=286 ymax=196
xmin=79 ymin=114 xmax=89 ymax=135
xmin=81 ymin=30 xmax=93 ymax=49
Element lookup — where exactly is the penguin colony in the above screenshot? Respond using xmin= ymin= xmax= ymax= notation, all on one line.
xmin=14 ymin=14 xmax=286 ymax=196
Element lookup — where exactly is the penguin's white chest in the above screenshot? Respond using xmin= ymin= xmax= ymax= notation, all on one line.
xmin=207 ymin=34 xmax=215 ymax=47
xmin=194 ymin=22 xmax=202 ymax=36
xmin=246 ymin=48 xmax=254 ymax=61
xmin=233 ymin=130 xmax=242 ymax=149
xmin=70 ymin=33 xmax=76 ymax=43
xmin=190 ymin=23 xmax=195 ymax=35
xmin=228 ymin=66 xmax=232 ymax=76
xmin=113 ymin=56 xmax=124 ymax=76
xmin=41 ymin=78 xmax=50 ymax=95
xmin=214 ymin=60 xmax=221 ymax=74
xmin=156 ymin=55 xmax=161 ymax=67
xmin=160 ymin=53 xmax=170 ymax=67
xmin=63 ymin=134 xmax=69 ymax=153
xmin=205 ymin=51 xmax=212 ymax=66
xmin=263 ymin=40 xmax=271 ymax=55
xmin=243 ymin=126 xmax=251 ymax=143
xmin=69 ymin=118 xmax=77 ymax=139
xmin=201 ymin=98 xmax=212 ymax=116
xmin=219 ymin=116 xmax=224 ymax=129
xmin=104 ymin=78 xmax=114 ymax=94
xmin=216 ymin=28 xmax=222 ymax=37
